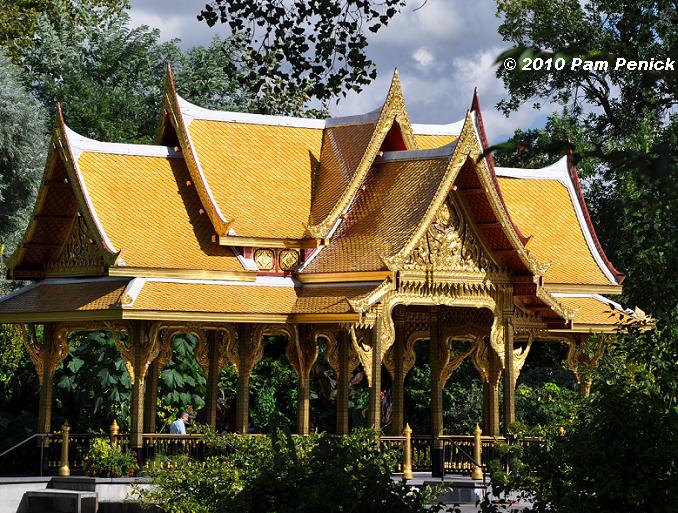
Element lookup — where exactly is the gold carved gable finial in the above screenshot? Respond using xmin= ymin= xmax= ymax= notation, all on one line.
xmin=306 ymin=69 xmax=416 ymax=239
xmin=46 ymin=213 xmax=106 ymax=274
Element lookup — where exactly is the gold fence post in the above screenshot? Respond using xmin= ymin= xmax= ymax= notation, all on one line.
xmin=471 ymin=424 xmax=483 ymax=480
xmin=110 ymin=419 xmax=120 ymax=446
xmin=402 ymin=423 xmax=413 ymax=481
xmin=58 ymin=420 xmax=70 ymax=477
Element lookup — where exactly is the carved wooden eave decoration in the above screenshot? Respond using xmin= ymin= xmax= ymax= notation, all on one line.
xmin=307 ymin=69 xmax=418 ymax=239
xmin=161 ymin=64 xmax=230 ymax=236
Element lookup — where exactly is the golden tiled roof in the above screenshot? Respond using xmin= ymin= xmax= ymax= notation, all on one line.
xmin=497 ymin=177 xmax=612 ymax=285
xmin=132 ymin=281 xmax=377 ymax=315
xmin=77 ymin=152 xmax=243 ymax=272
xmin=0 ymin=278 xmax=381 ymax=321
xmin=132 ymin=281 xmax=298 ymax=313
xmin=309 ymin=123 xmax=377 ymax=225
xmin=186 ymin=120 xmax=323 ymax=239
xmin=304 ymin=157 xmax=449 ymax=273
xmin=0 ymin=279 xmax=127 ymax=315
xmin=416 ymin=134 xmax=456 ymax=149
xmin=555 ymin=295 xmax=634 ymax=326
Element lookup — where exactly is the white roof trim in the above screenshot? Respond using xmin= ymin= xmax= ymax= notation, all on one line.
xmin=120 ymin=278 xmax=146 ymax=307
xmin=177 ymin=94 xmax=465 ymax=135
xmin=412 ymin=118 xmax=465 ymax=136
xmin=551 ymin=292 xmax=637 ymax=318
xmin=64 ymin=125 xmax=180 ymax=159
xmin=324 ymin=108 xmax=382 ymax=128
xmin=230 ymin=246 xmax=259 ymax=272
xmin=0 ymin=281 xmax=42 ymax=304
xmin=495 ymin=157 xmax=618 ymax=285
xmin=495 ymin=156 xmax=570 ymax=182
xmin=62 ymin=125 xmax=118 ymax=254
xmin=298 ymin=245 xmax=324 ymax=271
xmin=379 ymin=141 xmax=456 ymax=163
xmin=173 ymin=98 xmax=230 ymax=230
xmin=177 ymin=95 xmax=326 ymax=129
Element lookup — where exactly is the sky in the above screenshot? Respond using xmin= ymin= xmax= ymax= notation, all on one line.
xmin=128 ymin=0 xmax=555 ymax=142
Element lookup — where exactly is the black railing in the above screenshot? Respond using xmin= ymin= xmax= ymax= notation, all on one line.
xmin=1 ymin=431 xmax=533 ymax=477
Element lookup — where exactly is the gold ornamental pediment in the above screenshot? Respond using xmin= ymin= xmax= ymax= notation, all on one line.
xmin=384 ymin=196 xmax=499 ymax=276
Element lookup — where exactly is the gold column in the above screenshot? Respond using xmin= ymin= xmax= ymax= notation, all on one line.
xmin=367 ymin=307 xmax=383 ymax=431
xmin=110 ymin=321 xmax=162 ymax=454
xmin=473 ymin=338 xmax=502 ymax=437
xmin=390 ymin=313 xmax=406 ymax=436
xmin=336 ymin=331 xmax=351 ymax=434
xmin=487 ymin=350 xmax=501 ymax=436
xmin=195 ymin=325 xmax=235 ymax=429
xmin=429 ymin=307 xmax=444 ymax=477
xmin=326 ymin=330 xmax=359 ymax=435
xmin=143 ymin=360 xmax=160 ymax=433
xmin=205 ymin=330 xmax=222 ymax=429
xmin=502 ymin=316 xmax=516 ymax=429
xmin=286 ymin=325 xmax=318 ymax=435
xmin=20 ymin=323 xmax=69 ymax=435
xmin=232 ymin=324 xmax=264 ymax=434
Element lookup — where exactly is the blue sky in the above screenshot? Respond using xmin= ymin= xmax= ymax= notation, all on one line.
xmin=128 ymin=0 xmax=555 ymax=142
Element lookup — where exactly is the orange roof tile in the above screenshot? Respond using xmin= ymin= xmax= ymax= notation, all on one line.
xmin=131 ymin=281 xmax=378 ymax=315
xmin=309 ymin=123 xmax=377 ymax=225
xmin=77 ymin=152 xmax=243 ymax=272
xmin=186 ymin=119 xmax=323 ymax=239
xmin=0 ymin=279 xmax=127 ymax=315
xmin=304 ymin=156 xmax=449 ymax=273
xmin=497 ymin=176 xmax=612 ymax=285
xmin=416 ymin=134 xmax=457 ymax=149
xmin=555 ymin=295 xmax=634 ymax=326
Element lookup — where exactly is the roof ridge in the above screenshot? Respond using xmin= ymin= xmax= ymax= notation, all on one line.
xmin=63 ymin=124 xmax=182 ymax=159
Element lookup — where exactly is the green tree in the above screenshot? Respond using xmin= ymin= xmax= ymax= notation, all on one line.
xmin=0 ymin=0 xmax=129 ymax=63
xmin=22 ymin=7 xmax=260 ymax=144
xmin=0 ymin=51 xmax=47 ymax=256
xmin=198 ymin=0 xmax=406 ymax=110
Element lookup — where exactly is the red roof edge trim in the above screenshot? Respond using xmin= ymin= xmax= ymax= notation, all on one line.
xmin=470 ymin=89 xmax=529 ymax=246
xmin=565 ymin=155 xmax=625 ymax=284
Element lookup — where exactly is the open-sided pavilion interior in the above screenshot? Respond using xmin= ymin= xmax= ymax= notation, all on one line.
xmin=0 ymin=68 xmax=642 ymax=475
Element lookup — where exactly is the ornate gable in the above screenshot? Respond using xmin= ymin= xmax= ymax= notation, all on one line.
xmin=396 ymin=195 xmax=499 ymax=274
xmin=45 ymin=213 xmax=107 ymax=275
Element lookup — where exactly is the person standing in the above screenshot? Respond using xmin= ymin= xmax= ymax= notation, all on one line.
xmin=169 ymin=411 xmax=189 ymax=434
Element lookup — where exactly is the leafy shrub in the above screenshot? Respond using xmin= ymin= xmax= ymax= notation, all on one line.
xmin=83 ymin=438 xmax=138 ymax=477
xmin=141 ymin=429 xmax=436 ymax=513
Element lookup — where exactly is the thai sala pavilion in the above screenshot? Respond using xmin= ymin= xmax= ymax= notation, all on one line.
xmin=0 ymin=67 xmax=642 ymax=474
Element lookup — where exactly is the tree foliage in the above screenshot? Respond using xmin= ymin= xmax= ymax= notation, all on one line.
xmin=198 ymin=0 xmax=406 ymax=109
xmin=141 ymin=430 xmax=435 ymax=513
xmin=0 ymin=0 xmax=129 ymax=63
xmin=0 ymin=51 xmax=47 ymax=253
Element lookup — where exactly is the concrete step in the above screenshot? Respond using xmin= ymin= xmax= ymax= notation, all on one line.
xmin=24 ymin=488 xmax=97 ymax=513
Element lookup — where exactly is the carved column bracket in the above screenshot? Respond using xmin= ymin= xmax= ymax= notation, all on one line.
xmin=195 ymin=324 xmax=236 ymax=377
xmin=566 ymin=334 xmax=608 ymax=396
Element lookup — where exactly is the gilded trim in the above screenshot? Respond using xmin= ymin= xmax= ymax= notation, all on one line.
xmin=544 ymin=283 xmax=624 ymax=295
xmin=108 ymin=267 xmax=256 ymax=282
xmin=218 ymin=236 xmax=321 ymax=249
xmin=307 ymin=70 xmax=418 ymax=238
xmin=296 ymin=271 xmax=393 ymax=283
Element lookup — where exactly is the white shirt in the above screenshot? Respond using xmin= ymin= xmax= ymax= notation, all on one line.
xmin=169 ymin=418 xmax=186 ymax=434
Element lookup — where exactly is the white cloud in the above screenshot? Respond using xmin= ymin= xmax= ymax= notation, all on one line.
xmin=412 ymin=47 xmax=434 ymax=69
